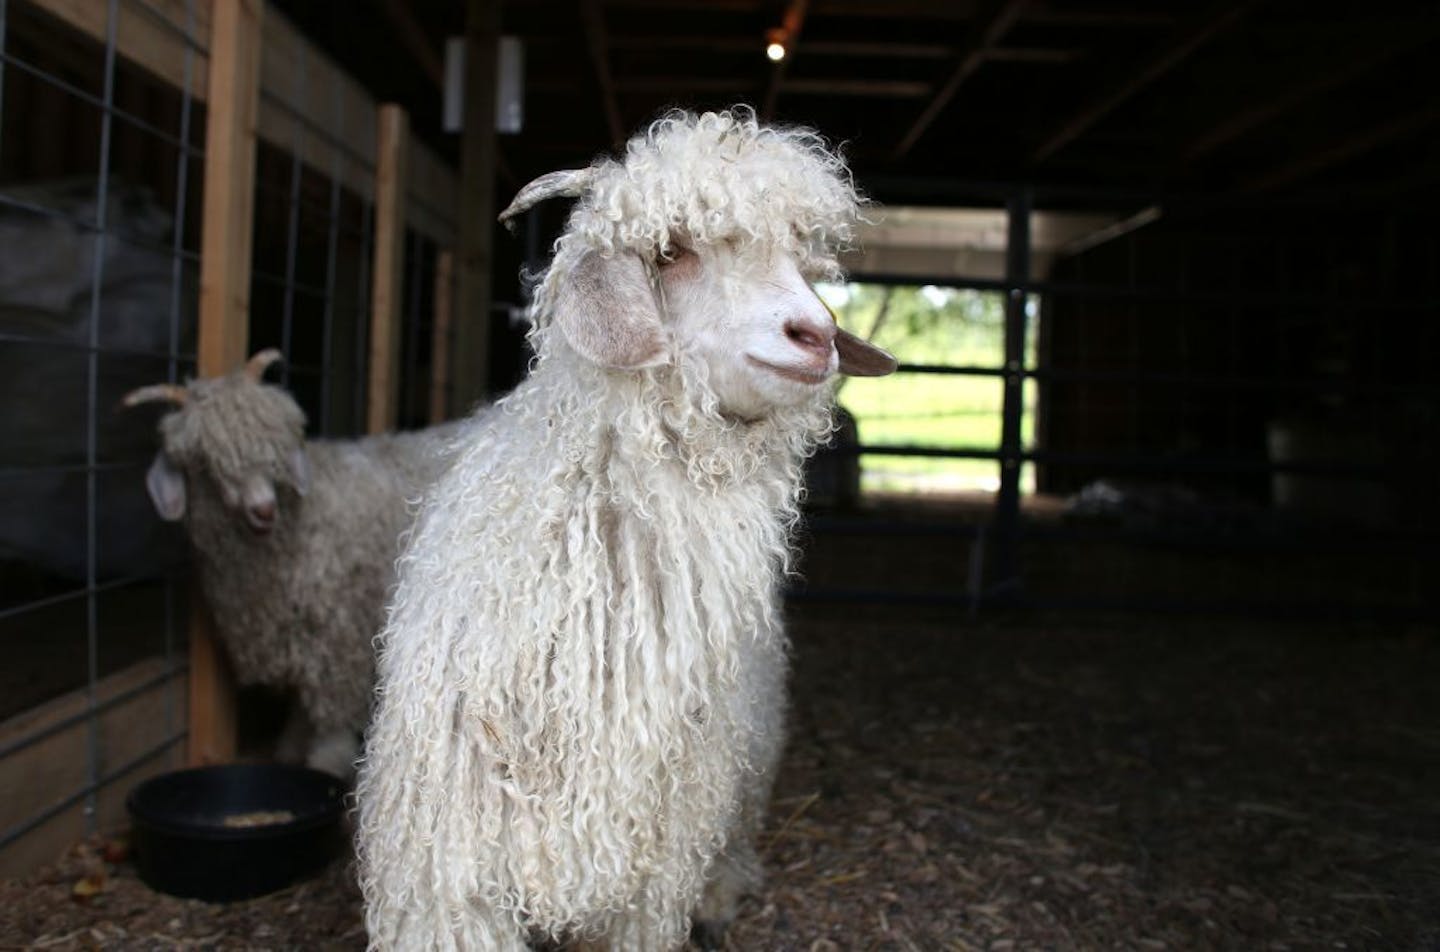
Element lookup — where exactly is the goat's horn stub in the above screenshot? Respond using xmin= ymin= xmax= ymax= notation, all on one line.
xmin=835 ymin=328 xmax=899 ymax=377
xmin=122 ymin=383 xmax=189 ymax=408
xmin=244 ymin=348 xmax=284 ymax=382
xmin=498 ymin=169 xmax=595 ymax=230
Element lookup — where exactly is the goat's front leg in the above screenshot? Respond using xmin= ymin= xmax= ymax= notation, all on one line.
xmin=305 ymin=726 xmax=360 ymax=780
xmin=272 ymin=697 xmax=312 ymax=764
xmin=692 ymin=732 xmax=784 ymax=947
xmin=691 ymin=832 xmax=765 ymax=950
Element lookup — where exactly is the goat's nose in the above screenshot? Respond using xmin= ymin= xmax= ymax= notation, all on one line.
xmin=249 ymin=500 xmax=276 ymax=527
xmin=784 ymin=318 xmax=835 ymax=362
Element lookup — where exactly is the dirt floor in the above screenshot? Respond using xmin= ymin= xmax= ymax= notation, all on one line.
xmin=2 ymin=603 xmax=1437 ymax=950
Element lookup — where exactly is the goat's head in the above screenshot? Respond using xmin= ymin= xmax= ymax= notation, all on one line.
xmin=122 ymin=349 xmax=310 ymax=535
xmin=502 ymin=108 xmax=896 ymax=421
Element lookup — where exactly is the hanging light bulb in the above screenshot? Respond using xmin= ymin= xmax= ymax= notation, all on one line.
xmin=766 ymin=28 xmax=787 ymax=62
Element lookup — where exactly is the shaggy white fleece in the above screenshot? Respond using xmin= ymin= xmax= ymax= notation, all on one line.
xmin=131 ymin=359 xmax=463 ymax=777
xmin=356 ymin=107 xmax=867 ymax=950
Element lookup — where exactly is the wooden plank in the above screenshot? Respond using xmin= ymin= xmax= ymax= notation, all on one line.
xmin=0 ymin=659 xmax=186 ymax=876
xmin=429 ymin=249 xmax=454 ymax=424
xmin=453 ymin=0 xmax=499 ymax=414
xmin=30 ymin=0 xmax=457 ymax=246
xmin=198 ymin=0 xmax=261 ymax=378
xmin=186 ymin=600 xmax=237 ymax=766
xmin=409 ymin=144 xmax=460 ymax=247
xmin=28 ymin=0 xmax=212 ymax=100
xmin=367 ymin=104 xmax=410 ymax=434
xmin=258 ymin=6 xmax=377 ymax=208
xmin=190 ymin=0 xmax=263 ymax=766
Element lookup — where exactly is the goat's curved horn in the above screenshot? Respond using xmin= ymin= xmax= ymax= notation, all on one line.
xmin=122 ymin=383 xmax=188 ymax=408
xmin=244 ymin=348 xmax=284 ymax=382
xmin=498 ymin=169 xmax=595 ymax=229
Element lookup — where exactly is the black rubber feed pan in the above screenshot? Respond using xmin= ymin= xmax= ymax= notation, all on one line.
xmin=127 ymin=763 xmax=346 ymax=902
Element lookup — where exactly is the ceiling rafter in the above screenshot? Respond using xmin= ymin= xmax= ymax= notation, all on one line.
xmin=1245 ymin=104 xmax=1440 ymax=192
xmin=580 ymin=0 xmax=626 ymax=146
xmin=891 ymin=0 xmax=1030 ymax=161
xmin=376 ymin=0 xmax=444 ymax=89
xmin=761 ymin=0 xmax=809 ymax=120
xmin=1030 ymin=0 xmax=1252 ymax=166
xmin=605 ymin=35 xmax=1076 ymax=65
xmin=1180 ymin=19 xmax=1440 ymax=163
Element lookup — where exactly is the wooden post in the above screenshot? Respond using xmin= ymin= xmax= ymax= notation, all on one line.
xmin=453 ymin=0 xmax=499 ymax=413
xmin=367 ymin=104 xmax=410 ymax=434
xmin=429 ymin=249 xmax=455 ymax=424
xmin=190 ymin=0 xmax=263 ymax=765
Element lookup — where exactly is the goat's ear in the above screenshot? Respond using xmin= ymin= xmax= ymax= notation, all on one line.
xmin=552 ymin=251 xmax=667 ymax=370
xmin=145 ymin=453 xmax=186 ymax=521
xmin=287 ymin=447 xmax=311 ymax=496
xmin=835 ymin=328 xmax=899 ymax=377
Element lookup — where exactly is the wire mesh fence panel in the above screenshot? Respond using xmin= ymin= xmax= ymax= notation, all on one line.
xmin=251 ymin=28 xmax=374 ymax=441
xmin=0 ymin=0 xmax=201 ymax=871
xmin=0 ymin=0 xmax=463 ymax=874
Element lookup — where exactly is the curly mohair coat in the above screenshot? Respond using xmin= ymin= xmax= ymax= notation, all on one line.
xmin=126 ymin=353 xmax=464 ymax=777
xmin=355 ymin=107 xmax=894 ymax=950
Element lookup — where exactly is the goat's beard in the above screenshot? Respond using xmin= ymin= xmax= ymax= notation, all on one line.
xmin=655 ymin=351 xmax=836 ymax=487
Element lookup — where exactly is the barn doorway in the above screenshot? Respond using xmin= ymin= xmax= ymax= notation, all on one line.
xmin=819 ymin=281 xmax=1040 ymax=498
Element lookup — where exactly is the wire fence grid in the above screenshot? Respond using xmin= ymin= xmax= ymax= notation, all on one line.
xmin=0 ymin=0 xmax=456 ymax=871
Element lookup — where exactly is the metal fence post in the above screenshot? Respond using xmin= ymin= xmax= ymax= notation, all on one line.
xmin=992 ymin=187 xmax=1032 ymax=595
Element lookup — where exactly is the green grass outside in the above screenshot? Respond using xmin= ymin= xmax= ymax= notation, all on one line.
xmin=819 ymin=283 xmax=1038 ymax=495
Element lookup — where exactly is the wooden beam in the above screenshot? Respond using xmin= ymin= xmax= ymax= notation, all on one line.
xmin=799 ymin=39 xmax=951 ymax=59
xmin=892 ymin=0 xmax=1029 ymax=160
xmin=197 ymin=1 xmax=260 ymax=379
xmin=1059 ymin=205 xmax=1163 ymax=257
xmin=1031 ymin=1 xmax=1250 ymax=165
xmin=376 ymin=0 xmax=445 ymax=88
xmin=367 ymin=105 xmax=410 ymax=434
xmin=1244 ymin=105 xmax=1440 ymax=192
xmin=429 ymin=250 xmax=455 ymax=424
xmin=761 ymin=0 xmax=809 ymax=120
xmin=25 ymin=0 xmax=213 ymax=98
xmin=614 ymin=0 xmax=980 ymax=17
xmin=580 ymin=0 xmax=625 ymax=146
xmin=1024 ymin=3 xmax=1176 ymax=28
xmin=30 ymin=0 xmax=458 ymax=248
xmin=0 ymin=658 xmax=186 ymax=875
xmin=984 ymin=45 xmax=1079 ymax=65
xmin=453 ymin=0 xmax=500 ymax=414
xmin=614 ymin=77 xmax=752 ymax=94
xmin=783 ymin=78 xmax=931 ymax=98
xmin=192 ymin=0 xmax=263 ymax=765
xmin=1180 ymin=21 xmax=1440 ymax=163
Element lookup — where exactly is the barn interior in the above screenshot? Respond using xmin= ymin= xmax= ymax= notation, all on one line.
xmin=1 ymin=0 xmax=1438 ymax=948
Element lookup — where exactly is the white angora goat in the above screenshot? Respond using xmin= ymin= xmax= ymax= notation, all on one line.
xmin=355 ymin=107 xmax=896 ymax=950
xmin=124 ymin=350 xmax=462 ymax=778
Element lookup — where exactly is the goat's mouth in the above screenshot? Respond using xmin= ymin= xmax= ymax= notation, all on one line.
xmin=746 ymin=355 xmax=833 ymax=386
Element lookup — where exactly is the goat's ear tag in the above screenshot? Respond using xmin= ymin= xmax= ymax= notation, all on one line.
xmin=145 ymin=453 xmax=187 ymax=521
xmin=553 ymin=251 xmax=668 ymax=371
xmin=836 ymin=328 xmax=898 ymax=377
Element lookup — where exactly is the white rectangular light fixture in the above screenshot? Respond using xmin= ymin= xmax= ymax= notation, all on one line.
xmin=443 ymin=36 xmax=525 ymax=135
